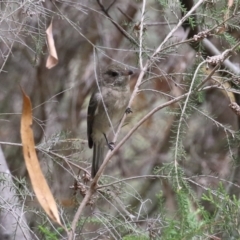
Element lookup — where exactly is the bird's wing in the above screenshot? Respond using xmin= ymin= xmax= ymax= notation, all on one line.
xmin=87 ymin=90 xmax=100 ymax=148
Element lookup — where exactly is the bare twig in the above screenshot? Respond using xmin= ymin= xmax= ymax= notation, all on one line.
xmin=117 ymin=7 xmax=134 ymax=21
xmin=0 ymin=141 xmax=88 ymax=174
xmin=96 ymin=0 xmax=139 ymax=46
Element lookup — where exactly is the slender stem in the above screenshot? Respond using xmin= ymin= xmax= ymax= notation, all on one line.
xmin=139 ymin=0 xmax=146 ymax=70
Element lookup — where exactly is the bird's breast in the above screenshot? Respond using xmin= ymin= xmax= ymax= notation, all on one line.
xmin=106 ymin=89 xmax=129 ymax=112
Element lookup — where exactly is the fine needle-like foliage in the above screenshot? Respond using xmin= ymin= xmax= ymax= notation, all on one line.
xmin=1 ymin=0 xmax=240 ymax=239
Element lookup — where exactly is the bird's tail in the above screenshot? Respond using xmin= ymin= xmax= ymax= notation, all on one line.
xmin=91 ymin=140 xmax=105 ymax=178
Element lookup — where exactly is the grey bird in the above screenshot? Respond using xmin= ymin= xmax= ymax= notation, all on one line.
xmin=87 ymin=64 xmax=133 ymax=178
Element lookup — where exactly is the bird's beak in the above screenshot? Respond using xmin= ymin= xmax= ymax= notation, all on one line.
xmin=128 ymin=70 xmax=133 ymax=75
xmin=123 ymin=69 xmax=133 ymax=76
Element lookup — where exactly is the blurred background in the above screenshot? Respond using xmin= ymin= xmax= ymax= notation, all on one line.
xmin=1 ymin=0 xmax=240 ymax=239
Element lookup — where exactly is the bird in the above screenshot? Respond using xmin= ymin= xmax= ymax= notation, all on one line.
xmin=87 ymin=63 xmax=133 ymax=178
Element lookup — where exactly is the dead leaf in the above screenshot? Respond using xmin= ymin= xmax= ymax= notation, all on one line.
xmin=46 ymin=19 xmax=58 ymax=69
xmin=20 ymin=88 xmax=62 ymax=226
xmin=215 ymin=25 xmax=226 ymax=34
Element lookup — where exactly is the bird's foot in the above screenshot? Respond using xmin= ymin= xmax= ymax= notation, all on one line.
xmin=104 ymin=133 xmax=115 ymax=150
xmin=125 ymin=107 xmax=132 ymax=114
xmin=108 ymin=142 xmax=115 ymax=151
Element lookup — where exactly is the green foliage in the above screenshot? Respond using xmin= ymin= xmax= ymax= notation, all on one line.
xmin=223 ymin=33 xmax=240 ymax=50
xmin=188 ymin=16 xmax=196 ymax=29
xmin=154 ymin=164 xmax=240 ymax=238
xmin=1 ymin=0 xmax=240 ymax=239
xmin=38 ymin=225 xmax=64 ymax=240
xmin=202 ymin=182 xmax=240 ymax=238
xmin=123 ymin=235 xmax=148 ymax=240
xmin=155 ymin=0 xmax=168 ymax=8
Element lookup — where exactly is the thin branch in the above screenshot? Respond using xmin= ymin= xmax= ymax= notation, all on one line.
xmin=96 ymin=0 xmax=139 ymax=46
xmin=39 ymin=148 xmax=90 ymax=175
xmin=152 ymin=0 xmax=205 ymax=59
xmin=68 ymin=187 xmax=94 ymax=239
xmin=139 ymin=0 xmax=146 ymax=70
xmin=117 ymin=7 xmax=134 ymax=21
xmin=98 ymin=175 xmax=168 ymax=189
xmin=203 ymin=38 xmax=240 ymax=75
xmin=106 ymin=0 xmax=117 ymax=12
xmin=174 ymin=60 xmax=206 ymax=189
xmin=192 ymin=106 xmax=235 ymax=135
xmin=0 ymin=142 xmax=88 ymax=174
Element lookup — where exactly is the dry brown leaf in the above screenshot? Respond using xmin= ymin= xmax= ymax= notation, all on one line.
xmin=215 ymin=25 xmax=226 ymax=34
xmin=20 ymin=88 xmax=62 ymax=226
xmin=46 ymin=20 xmax=58 ymax=69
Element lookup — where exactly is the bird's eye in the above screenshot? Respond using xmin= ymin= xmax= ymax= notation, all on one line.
xmin=108 ymin=71 xmax=119 ymax=77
